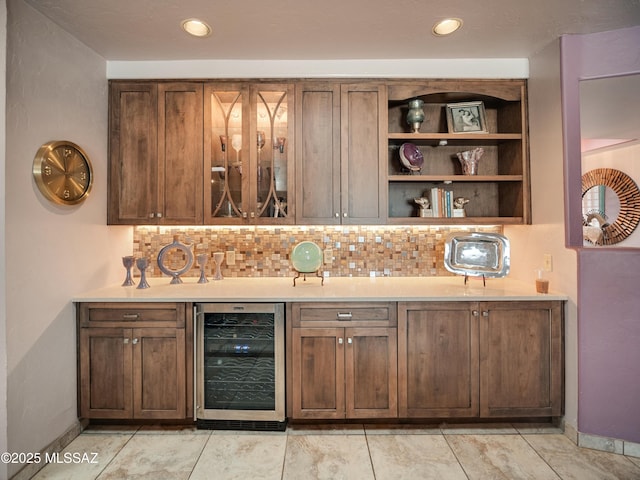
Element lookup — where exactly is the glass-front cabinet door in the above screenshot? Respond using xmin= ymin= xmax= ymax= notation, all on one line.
xmin=204 ymin=83 xmax=294 ymax=224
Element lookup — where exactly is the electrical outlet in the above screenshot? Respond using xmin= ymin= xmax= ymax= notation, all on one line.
xmin=324 ymin=248 xmax=333 ymax=264
xmin=226 ymin=250 xmax=236 ymax=266
xmin=543 ymin=253 xmax=553 ymax=272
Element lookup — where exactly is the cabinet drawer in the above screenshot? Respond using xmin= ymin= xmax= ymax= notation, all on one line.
xmin=293 ymin=302 xmax=396 ymax=327
xmin=79 ymin=303 xmax=185 ymax=328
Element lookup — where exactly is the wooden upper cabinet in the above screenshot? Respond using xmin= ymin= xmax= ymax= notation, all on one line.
xmin=341 ymin=84 xmax=387 ymax=224
xmin=295 ymin=82 xmax=341 ymax=224
xmin=203 ymin=82 xmax=295 ymax=224
xmin=295 ymin=82 xmax=386 ymax=224
xmin=108 ymin=82 xmax=203 ymax=225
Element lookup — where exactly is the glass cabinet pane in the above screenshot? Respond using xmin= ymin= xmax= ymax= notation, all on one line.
xmin=209 ymin=90 xmax=245 ymax=219
xmin=255 ymin=89 xmax=289 ymax=219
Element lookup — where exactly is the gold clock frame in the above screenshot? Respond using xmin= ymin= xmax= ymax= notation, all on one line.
xmin=33 ymin=140 xmax=94 ymax=206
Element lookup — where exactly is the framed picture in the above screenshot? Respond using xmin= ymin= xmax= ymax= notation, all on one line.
xmin=446 ymin=101 xmax=488 ymax=133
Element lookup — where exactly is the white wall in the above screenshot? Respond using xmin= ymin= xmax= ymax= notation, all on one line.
xmin=582 ymin=142 xmax=640 ymax=247
xmin=504 ymin=39 xmax=579 ymax=435
xmin=5 ymin=0 xmax=130 ymax=476
xmin=1 ymin=0 xmax=9 ymax=478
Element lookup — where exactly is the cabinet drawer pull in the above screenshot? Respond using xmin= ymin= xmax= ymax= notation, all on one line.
xmin=337 ymin=312 xmax=353 ymax=320
xmin=122 ymin=313 xmax=140 ymax=320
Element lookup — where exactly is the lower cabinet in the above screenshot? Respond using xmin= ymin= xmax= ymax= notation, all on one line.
xmin=479 ymin=301 xmax=564 ymax=418
xmin=398 ymin=300 xmax=563 ymax=419
xmin=287 ymin=303 xmax=397 ymax=419
xmin=398 ymin=302 xmax=479 ymax=417
xmin=77 ymin=303 xmax=192 ymax=420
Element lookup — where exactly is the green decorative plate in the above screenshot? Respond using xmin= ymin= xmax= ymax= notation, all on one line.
xmin=291 ymin=241 xmax=323 ymax=273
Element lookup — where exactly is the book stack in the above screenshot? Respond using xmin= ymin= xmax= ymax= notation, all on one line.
xmin=429 ymin=187 xmax=454 ymax=218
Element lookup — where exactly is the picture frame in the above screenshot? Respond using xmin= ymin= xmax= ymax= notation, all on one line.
xmin=446 ymin=101 xmax=488 ymax=133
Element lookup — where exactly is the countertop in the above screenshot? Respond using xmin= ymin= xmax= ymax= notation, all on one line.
xmin=73 ymin=276 xmax=567 ymax=303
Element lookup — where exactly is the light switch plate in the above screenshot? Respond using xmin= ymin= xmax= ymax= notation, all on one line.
xmin=226 ymin=251 xmax=236 ymax=266
xmin=543 ymin=253 xmax=553 ymax=272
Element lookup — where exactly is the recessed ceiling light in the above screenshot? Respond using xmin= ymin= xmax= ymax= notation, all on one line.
xmin=181 ymin=18 xmax=212 ymax=38
xmin=432 ymin=18 xmax=463 ymax=36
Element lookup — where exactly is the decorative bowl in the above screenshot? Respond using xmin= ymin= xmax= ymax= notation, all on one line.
xmin=399 ymin=143 xmax=424 ymax=172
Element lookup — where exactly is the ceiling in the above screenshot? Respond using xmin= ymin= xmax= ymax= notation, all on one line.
xmin=23 ymin=0 xmax=640 ymax=61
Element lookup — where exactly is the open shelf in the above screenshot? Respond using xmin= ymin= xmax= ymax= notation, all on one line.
xmin=385 ymin=80 xmax=530 ymax=225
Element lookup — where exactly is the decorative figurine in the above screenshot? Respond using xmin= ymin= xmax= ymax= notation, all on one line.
xmin=453 ymin=197 xmax=470 ymax=217
xmin=414 ymin=197 xmax=432 ymax=217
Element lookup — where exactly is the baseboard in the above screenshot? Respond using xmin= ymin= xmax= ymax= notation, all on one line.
xmin=10 ymin=420 xmax=83 ymax=480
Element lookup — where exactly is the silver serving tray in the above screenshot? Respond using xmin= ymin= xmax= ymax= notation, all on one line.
xmin=444 ymin=232 xmax=510 ymax=277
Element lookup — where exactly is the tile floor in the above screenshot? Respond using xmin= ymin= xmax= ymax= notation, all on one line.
xmin=30 ymin=423 xmax=640 ymax=480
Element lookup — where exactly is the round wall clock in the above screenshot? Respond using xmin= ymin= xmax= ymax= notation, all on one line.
xmin=33 ymin=140 xmax=94 ymax=205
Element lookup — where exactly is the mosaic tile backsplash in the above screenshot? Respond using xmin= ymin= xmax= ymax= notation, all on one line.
xmin=133 ymin=225 xmax=502 ymax=279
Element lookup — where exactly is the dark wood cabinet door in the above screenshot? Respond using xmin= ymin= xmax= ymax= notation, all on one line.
xmin=108 ymin=82 xmax=203 ymax=225
xmin=133 ymin=327 xmax=186 ymax=419
xmin=398 ymin=302 xmax=479 ymax=417
xmin=79 ymin=328 xmax=133 ymax=418
xmin=346 ymin=327 xmax=397 ymax=418
xmin=157 ymin=83 xmax=203 ymax=224
xmin=479 ymin=301 xmax=563 ymax=417
xmin=108 ymin=82 xmax=158 ymax=224
xmin=295 ymin=83 xmax=341 ymax=224
xmin=340 ymin=84 xmax=387 ymax=224
xmin=291 ymin=328 xmax=345 ymax=419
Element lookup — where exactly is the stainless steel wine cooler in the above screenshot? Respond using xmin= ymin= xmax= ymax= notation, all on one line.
xmin=194 ymin=303 xmax=286 ymax=431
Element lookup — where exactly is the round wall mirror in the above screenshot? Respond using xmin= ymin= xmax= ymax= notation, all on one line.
xmin=581 ymin=168 xmax=640 ymax=245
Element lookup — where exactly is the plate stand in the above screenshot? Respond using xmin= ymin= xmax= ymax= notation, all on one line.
xmin=464 ymin=274 xmax=486 ymax=287
xmin=293 ymin=270 xmax=324 ymax=287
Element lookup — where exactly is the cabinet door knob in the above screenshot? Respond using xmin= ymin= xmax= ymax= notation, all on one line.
xmin=343 ymin=212 xmax=347 ymax=218
xmin=335 ymin=213 xmax=339 ymax=218
xmin=338 ymin=337 xmax=343 ymax=345
xmin=123 ymin=338 xmax=129 ymax=344
xmin=148 ymin=213 xmax=155 ymax=218
xmin=347 ymin=337 xmax=353 ymax=344
xmin=157 ymin=213 xmax=162 ymax=218
xmin=472 ymin=310 xmax=479 ymax=317
xmin=482 ymin=311 xmax=489 ymax=317
xmin=132 ymin=338 xmax=139 ymax=345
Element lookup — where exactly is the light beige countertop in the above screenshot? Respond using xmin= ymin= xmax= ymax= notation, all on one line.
xmin=73 ymin=276 xmax=567 ymax=303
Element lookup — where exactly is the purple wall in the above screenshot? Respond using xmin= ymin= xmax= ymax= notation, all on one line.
xmin=561 ymin=26 xmax=640 ymax=443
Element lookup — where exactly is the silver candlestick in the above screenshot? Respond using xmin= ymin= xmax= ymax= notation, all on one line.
xmin=136 ymin=257 xmax=151 ymax=289
xmin=197 ymin=253 xmax=209 ymax=284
